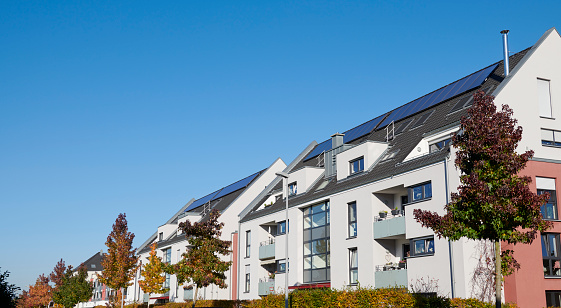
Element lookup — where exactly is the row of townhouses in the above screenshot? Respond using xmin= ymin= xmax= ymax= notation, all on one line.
xmin=79 ymin=28 xmax=561 ymax=308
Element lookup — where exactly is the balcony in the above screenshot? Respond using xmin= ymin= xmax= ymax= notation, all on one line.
xmin=374 ymin=263 xmax=407 ymax=288
xmin=373 ymin=210 xmax=406 ymax=239
xmin=259 ymin=238 xmax=275 ymax=260
xmin=258 ymin=278 xmax=275 ymax=296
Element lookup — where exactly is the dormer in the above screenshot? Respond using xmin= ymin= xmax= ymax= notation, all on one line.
xmin=336 ymin=140 xmax=388 ymax=181
xmin=280 ymin=166 xmax=324 ymax=197
xmin=156 ymin=223 xmax=178 ymax=243
xmin=404 ymin=126 xmax=459 ymax=162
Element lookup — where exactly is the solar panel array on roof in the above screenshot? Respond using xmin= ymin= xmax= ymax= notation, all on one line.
xmin=303 ymin=113 xmax=388 ymax=161
xmin=212 ymin=171 xmax=261 ymax=200
xmin=409 ymin=110 xmax=435 ymax=130
xmin=448 ymin=85 xmax=494 ymax=114
xmin=378 ymin=63 xmax=499 ymax=129
xmin=394 ymin=119 xmax=412 ymax=135
xmin=184 ymin=170 xmax=263 ymax=212
xmin=184 ymin=190 xmax=220 ymax=212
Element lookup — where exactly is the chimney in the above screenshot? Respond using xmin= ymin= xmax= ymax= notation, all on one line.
xmin=501 ymin=30 xmax=510 ymax=77
xmin=331 ymin=133 xmax=344 ymax=149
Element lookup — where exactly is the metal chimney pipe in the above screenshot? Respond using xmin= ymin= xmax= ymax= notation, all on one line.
xmin=501 ymin=30 xmax=510 ymax=77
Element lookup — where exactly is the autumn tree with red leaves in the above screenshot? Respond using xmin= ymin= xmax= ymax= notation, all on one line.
xmin=414 ymin=91 xmax=551 ymax=308
xmin=167 ymin=209 xmax=231 ymax=308
xmin=49 ymin=259 xmax=67 ymax=290
xmin=98 ymin=213 xmax=138 ymax=308
xmin=139 ymin=243 xmax=168 ymax=308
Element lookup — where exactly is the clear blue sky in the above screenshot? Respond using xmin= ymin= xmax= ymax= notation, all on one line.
xmin=1 ymin=0 xmax=559 ymax=290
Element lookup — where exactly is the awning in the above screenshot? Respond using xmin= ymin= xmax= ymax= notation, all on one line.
xmin=260 ymin=259 xmax=276 ymax=265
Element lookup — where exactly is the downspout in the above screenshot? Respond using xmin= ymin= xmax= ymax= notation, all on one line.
xmin=445 ymin=155 xmax=456 ymax=298
xmin=237 ymin=221 xmax=241 ymax=301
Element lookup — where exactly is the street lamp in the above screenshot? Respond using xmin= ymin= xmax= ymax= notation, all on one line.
xmin=275 ymin=171 xmax=289 ymax=308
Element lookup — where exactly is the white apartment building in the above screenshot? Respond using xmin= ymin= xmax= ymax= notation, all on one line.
xmin=237 ymin=28 xmax=561 ymax=308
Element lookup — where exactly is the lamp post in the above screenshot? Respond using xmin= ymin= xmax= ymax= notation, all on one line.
xmin=275 ymin=171 xmax=289 ymax=308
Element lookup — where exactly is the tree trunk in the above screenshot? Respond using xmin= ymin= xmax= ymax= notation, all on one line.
xmin=495 ymin=241 xmax=502 ymax=308
xmin=192 ymin=286 xmax=198 ymax=308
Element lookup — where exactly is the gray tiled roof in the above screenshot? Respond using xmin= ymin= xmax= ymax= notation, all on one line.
xmin=240 ymin=47 xmax=530 ymax=223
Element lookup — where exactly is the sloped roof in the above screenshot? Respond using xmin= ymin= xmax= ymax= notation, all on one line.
xmin=82 ymin=251 xmax=103 ymax=272
xmin=240 ymin=47 xmax=530 ymax=223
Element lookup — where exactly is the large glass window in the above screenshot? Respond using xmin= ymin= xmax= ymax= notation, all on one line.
xmin=348 ymin=202 xmax=357 ymax=238
xmin=277 ymin=259 xmax=286 ymax=273
xmin=408 ymin=182 xmax=432 ymax=203
xmin=245 ymin=231 xmax=251 ymax=258
xmin=349 ymin=248 xmax=358 ymax=285
xmin=542 ymin=233 xmax=561 ymax=277
xmin=542 ymin=129 xmax=561 ymax=147
xmin=538 ymin=189 xmax=558 ymax=220
xmin=429 ymin=138 xmax=451 ymax=153
xmin=303 ymin=201 xmax=330 ymax=283
xmin=410 ymin=237 xmax=435 ymax=257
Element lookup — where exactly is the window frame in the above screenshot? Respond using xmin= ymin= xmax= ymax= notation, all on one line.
xmin=244 ymin=265 xmax=250 ymax=293
xmin=407 ymin=182 xmax=432 ymax=204
xmin=288 ymin=182 xmax=297 ymax=196
xmin=348 ymin=202 xmax=357 ymax=238
xmin=349 ymin=248 xmax=358 ymax=285
xmin=538 ymin=189 xmax=558 ymax=220
xmin=276 ymin=259 xmax=286 ymax=273
xmin=541 ymin=128 xmax=561 ymax=147
xmin=546 ymin=290 xmax=561 ymax=307
xmin=409 ymin=236 xmax=435 ymax=257
xmin=303 ymin=201 xmax=330 ymax=283
xmin=245 ymin=230 xmax=251 ymax=258
xmin=538 ymin=78 xmax=553 ymax=118
xmin=277 ymin=220 xmax=287 ymax=235
xmin=542 ymin=233 xmax=561 ymax=277
xmin=349 ymin=157 xmax=365 ymax=175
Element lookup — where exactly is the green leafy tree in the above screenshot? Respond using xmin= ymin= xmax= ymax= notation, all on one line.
xmin=413 ymin=91 xmax=552 ymax=308
xmin=0 ymin=268 xmax=20 ymax=308
xmin=168 ymin=209 xmax=232 ymax=308
xmin=139 ymin=243 xmax=169 ymax=308
xmin=98 ymin=213 xmax=138 ymax=308
xmin=52 ymin=265 xmax=93 ymax=308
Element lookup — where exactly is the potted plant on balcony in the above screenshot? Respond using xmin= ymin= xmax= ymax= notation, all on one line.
xmin=391 ymin=207 xmax=400 ymax=216
xmin=399 ymin=259 xmax=406 ymax=269
xmin=379 ymin=210 xmax=388 ymax=218
xmin=268 ymin=272 xmax=275 ymax=281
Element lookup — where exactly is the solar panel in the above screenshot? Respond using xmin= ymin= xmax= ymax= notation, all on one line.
xmin=394 ymin=119 xmax=413 ymax=135
xmin=378 ymin=63 xmax=499 ymax=129
xmin=184 ymin=190 xmax=221 ymax=212
xmin=343 ymin=113 xmax=388 ymax=143
xmin=303 ymin=113 xmax=388 ymax=161
xmin=303 ymin=139 xmax=332 ymax=161
xmin=212 ymin=171 xmax=261 ymax=200
xmin=409 ymin=110 xmax=435 ymax=130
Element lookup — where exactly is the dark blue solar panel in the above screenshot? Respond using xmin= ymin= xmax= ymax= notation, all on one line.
xmin=378 ymin=63 xmax=498 ymax=129
xmin=303 ymin=139 xmax=332 ymax=161
xmin=211 ymin=171 xmax=261 ymax=200
xmin=343 ymin=113 xmax=387 ymax=143
xmin=184 ymin=190 xmax=221 ymax=212
xmin=303 ymin=113 xmax=388 ymax=161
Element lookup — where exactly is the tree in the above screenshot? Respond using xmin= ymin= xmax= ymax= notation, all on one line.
xmin=167 ymin=209 xmax=232 ymax=308
xmin=139 ymin=243 xmax=168 ymax=308
xmin=52 ymin=265 xmax=93 ymax=308
xmin=0 ymin=268 xmax=20 ymax=308
xmin=27 ymin=274 xmax=52 ymax=308
xmin=49 ymin=259 xmax=67 ymax=290
xmin=413 ymin=91 xmax=551 ymax=308
xmin=98 ymin=213 xmax=138 ymax=308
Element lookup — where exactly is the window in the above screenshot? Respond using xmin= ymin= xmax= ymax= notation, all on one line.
xmin=546 ymin=291 xmax=561 ymax=307
xmin=163 ymin=248 xmax=171 ymax=264
xmin=542 ymin=233 xmax=561 ymax=277
xmin=277 ymin=221 xmax=287 ymax=235
xmin=288 ymin=182 xmax=297 ymax=196
xmin=303 ymin=201 xmax=330 ymax=283
xmin=245 ymin=231 xmax=251 ymax=258
xmin=538 ymin=78 xmax=552 ymax=118
xmin=158 ymin=232 xmax=163 ymax=241
xmin=244 ymin=265 xmax=250 ymax=292
xmin=408 ymin=182 xmax=432 ymax=203
xmin=164 ymin=273 xmax=170 ymax=288
xmin=429 ymin=138 xmax=451 ymax=153
xmin=542 ymin=129 xmax=561 ymax=147
xmin=410 ymin=237 xmax=435 ymax=257
xmin=350 ymin=157 xmax=364 ymax=175
xmin=348 ymin=202 xmax=357 ymax=238
xmin=277 ymin=259 xmax=286 ymax=273
xmin=538 ymin=190 xmax=558 ymax=220
xmin=349 ymin=248 xmax=358 ymax=285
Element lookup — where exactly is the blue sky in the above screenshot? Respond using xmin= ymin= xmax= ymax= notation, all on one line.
xmin=1 ymin=0 xmax=560 ymax=290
